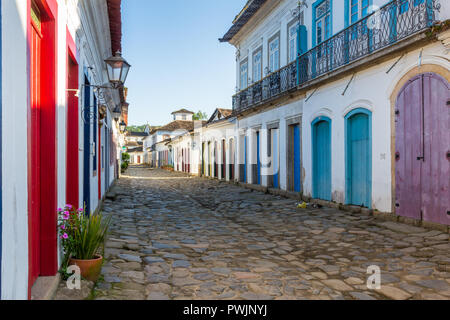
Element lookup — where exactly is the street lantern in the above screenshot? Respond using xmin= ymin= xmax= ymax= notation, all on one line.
xmin=112 ymin=105 xmax=122 ymax=122
xmin=119 ymin=120 xmax=127 ymax=133
xmin=105 ymin=51 xmax=131 ymax=88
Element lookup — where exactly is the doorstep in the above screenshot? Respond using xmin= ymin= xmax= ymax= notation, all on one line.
xmin=31 ymin=274 xmax=61 ymax=300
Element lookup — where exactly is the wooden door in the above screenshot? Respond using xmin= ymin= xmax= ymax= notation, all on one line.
xmin=272 ymin=129 xmax=279 ymax=189
xmin=313 ymin=118 xmax=331 ymax=200
xmin=29 ymin=5 xmax=42 ymax=285
xmin=222 ymin=140 xmax=226 ymax=179
xmin=256 ymin=132 xmax=261 ymax=185
xmin=396 ymin=73 xmax=450 ymax=225
xmin=346 ymin=110 xmax=371 ymax=207
xmin=289 ymin=124 xmax=301 ymax=192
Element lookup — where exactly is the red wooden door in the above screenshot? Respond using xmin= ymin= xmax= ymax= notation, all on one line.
xmin=29 ymin=7 xmax=42 ymax=286
xmin=395 ymin=73 xmax=450 ymax=225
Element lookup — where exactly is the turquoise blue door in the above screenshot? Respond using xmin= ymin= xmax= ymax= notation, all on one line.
xmin=244 ymin=136 xmax=247 ymax=183
xmin=272 ymin=129 xmax=279 ymax=189
xmin=256 ymin=132 xmax=261 ymax=185
xmin=312 ymin=117 xmax=331 ymax=200
xmin=293 ymin=125 xmax=301 ymax=192
xmin=346 ymin=109 xmax=372 ymax=208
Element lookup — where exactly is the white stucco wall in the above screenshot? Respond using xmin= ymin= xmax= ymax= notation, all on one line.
xmin=302 ymin=41 xmax=450 ymax=213
xmin=237 ymin=101 xmax=303 ymax=190
xmin=1 ymin=0 xmax=29 ymax=300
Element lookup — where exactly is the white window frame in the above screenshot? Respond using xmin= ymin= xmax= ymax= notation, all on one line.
xmin=252 ymin=48 xmax=262 ymax=82
xmin=240 ymin=59 xmax=248 ymax=90
xmin=268 ymin=36 xmax=280 ymax=73
xmin=288 ymin=23 xmax=298 ymax=63
xmin=349 ymin=0 xmax=370 ymax=25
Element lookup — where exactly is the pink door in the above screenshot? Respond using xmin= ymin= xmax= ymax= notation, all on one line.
xmin=395 ymin=73 xmax=450 ymax=225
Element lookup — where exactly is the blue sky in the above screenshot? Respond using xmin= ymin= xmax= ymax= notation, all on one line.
xmin=122 ymin=0 xmax=246 ymax=126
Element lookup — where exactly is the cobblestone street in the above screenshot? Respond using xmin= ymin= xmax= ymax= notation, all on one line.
xmin=92 ymin=167 xmax=450 ymax=300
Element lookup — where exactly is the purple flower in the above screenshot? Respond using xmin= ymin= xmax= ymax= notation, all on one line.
xmin=57 ymin=208 xmax=63 ymax=212
xmin=66 ymin=204 xmax=73 ymax=210
xmin=63 ymin=214 xmax=70 ymax=221
xmin=60 ymin=225 xmax=66 ymax=230
xmin=78 ymin=208 xmax=84 ymax=212
xmin=62 ymin=233 xmax=68 ymax=239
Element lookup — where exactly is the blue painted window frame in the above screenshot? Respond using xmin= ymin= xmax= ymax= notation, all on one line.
xmin=344 ymin=0 xmax=373 ymax=28
xmin=311 ymin=116 xmax=332 ymax=201
xmin=312 ymin=0 xmax=333 ymax=47
xmin=344 ymin=108 xmax=372 ymax=208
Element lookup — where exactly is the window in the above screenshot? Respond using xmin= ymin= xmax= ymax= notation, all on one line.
xmin=268 ymin=36 xmax=280 ymax=72
xmin=252 ymin=49 xmax=262 ymax=82
xmin=182 ymin=114 xmax=187 ymax=120
xmin=350 ymin=0 xmax=370 ymax=24
xmin=288 ymin=24 xmax=298 ymax=62
xmin=315 ymin=0 xmax=331 ymax=45
xmin=240 ymin=59 xmax=248 ymax=90
xmin=399 ymin=0 xmax=425 ymax=14
xmin=288 ymin=12 xmax=303 ymax=63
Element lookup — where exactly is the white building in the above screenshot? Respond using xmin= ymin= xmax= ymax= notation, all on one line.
xmin=220 ymin=0 xmax=450 ymax=227
xmin=143 ymin=109 xmax=196 ymax=167
xmin=1 ymin=0 xmax=128 ymax=299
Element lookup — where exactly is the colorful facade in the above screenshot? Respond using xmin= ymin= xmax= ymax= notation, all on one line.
xmin=1 ymin=0 xmax=128 ymax=299
xmin=218 ymin=0 xmax=449 ymax=226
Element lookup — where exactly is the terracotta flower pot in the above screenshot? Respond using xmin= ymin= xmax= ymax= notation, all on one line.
xmin=69 ymin=255 xmax=103 ymax=282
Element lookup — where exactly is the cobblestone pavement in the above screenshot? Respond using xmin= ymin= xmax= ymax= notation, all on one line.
xmin=92 ymin=167 xmax=449 ymax=300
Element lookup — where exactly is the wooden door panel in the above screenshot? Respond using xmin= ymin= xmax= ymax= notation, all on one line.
xmin=421 ymin=74 xmax=450 ymax=224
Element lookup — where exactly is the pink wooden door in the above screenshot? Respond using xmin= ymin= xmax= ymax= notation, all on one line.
xmin=395 ymin=73 xmax=450 ymax=225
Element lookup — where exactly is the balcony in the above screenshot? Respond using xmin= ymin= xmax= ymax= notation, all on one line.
xmin=232 ymin=0 xmax=439 ymax=114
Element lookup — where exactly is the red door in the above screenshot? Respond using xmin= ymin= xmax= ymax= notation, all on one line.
xmin=29 ymin=5 xmax=42 ymax=286
xmin=395 ymin=73 xmax=450 ymax=225
xmin=66 ymin=43 xmax=79 ymax=208
xmin=28 ymin=0 xmax=58 ymax=296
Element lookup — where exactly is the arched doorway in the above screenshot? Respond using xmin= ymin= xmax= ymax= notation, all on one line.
xmin=395 ymin=73 xmax=449 ymax=225
xmin=345 ymin=108 xmax=372 ymax=208
xmin=312 ymin=116 xmax=331 ymax=201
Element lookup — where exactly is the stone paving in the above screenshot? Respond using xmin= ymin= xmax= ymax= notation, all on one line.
xmin=88 ymin=167 xmax=450 ymax=300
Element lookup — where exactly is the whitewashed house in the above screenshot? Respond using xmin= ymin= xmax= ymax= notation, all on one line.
xmin=1 ymin=0 xmax=129 ymax=299
xmin=144 ymin=109 xmax=196 ymax=167
xmin=220 ymin=0 xmax=450 ymax=227
xmin=199 ymin=109 xmax=237 ymax=181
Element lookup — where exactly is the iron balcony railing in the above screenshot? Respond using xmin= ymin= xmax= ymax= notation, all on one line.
xmin=232 ymin=0 xmax=439 ymax=114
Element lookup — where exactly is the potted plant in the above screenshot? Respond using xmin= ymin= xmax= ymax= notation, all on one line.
xmin=58 ymin=205 xmax=111 ymax=282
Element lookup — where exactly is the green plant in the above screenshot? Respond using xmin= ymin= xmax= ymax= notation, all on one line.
xmin=57 ymin=205 xmax=111 ymax=272
xmin=122 ymin=152 xmax=130 ymax=163
xmin=121 ymin=161 xmax=129 ymax=171
xmin=193 ymin=110 xmax=208 ymax=120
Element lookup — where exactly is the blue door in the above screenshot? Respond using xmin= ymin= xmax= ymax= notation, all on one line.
xmin=272 ymin=129 xmax=279 ymax=189
xmin=83 ymin=76 xmax=91 ymax=215
xmin=244 ymin=136 xmax=247 ymax=183
xmin=312 ymin=117 xmax=331 ymax=200
xmin=256 ymin=132 xmax=261 ymax=185
xmin=346 ymin=109 xmax=372 ymax=208
xmin=293 ymin=125 xmax=301 ymax=192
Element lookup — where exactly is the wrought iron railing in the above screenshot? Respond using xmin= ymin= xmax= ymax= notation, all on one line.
xmin=233 ymin=61 xmax=297 ymax=114
xmin=232 ymin=0 xmax=439 ymax=113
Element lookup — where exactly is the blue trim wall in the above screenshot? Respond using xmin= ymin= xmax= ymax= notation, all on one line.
xmin=312 ymin=0 xmax=333 ymax=47
xmin=344 ymin=108 xmax=372 ymax=208
xmin=0 ymin=0 xmax=3 ymax=299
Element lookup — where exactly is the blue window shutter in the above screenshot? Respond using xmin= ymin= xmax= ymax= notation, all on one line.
xmin=297 ymin=25 xmax=308 ymax=85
